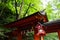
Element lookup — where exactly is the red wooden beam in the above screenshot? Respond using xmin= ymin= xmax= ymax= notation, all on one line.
xmin=43 ymin=19 xmax=60 ymax=33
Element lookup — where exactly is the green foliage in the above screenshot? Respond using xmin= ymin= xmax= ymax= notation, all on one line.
xmin=44 ymin=33 xmax=59 ymax=40
xmin=0 ymin=3 xmax=16 ymax=25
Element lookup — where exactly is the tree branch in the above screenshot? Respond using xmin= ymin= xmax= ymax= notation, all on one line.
xmin=19 ymin=0 xmax=24 ymax=19
xmin=15 ymin=0 xmax=18 ymax=20
xmin=23 ymin=3 xmax=31 ymax=17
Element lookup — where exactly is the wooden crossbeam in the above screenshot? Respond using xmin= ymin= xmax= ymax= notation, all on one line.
xmin=43 ymin=19 xmax=60 ymax=33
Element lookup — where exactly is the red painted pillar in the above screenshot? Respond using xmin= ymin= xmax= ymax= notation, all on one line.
xmin=34 ymin=34 xmax=40 ymax=40
xmin=17 ymin=31 xmax=22 ymax=40
xmin=34 ymin=29 xmax=40 ymax=40
xmin=58 ymin=30 xmax=60 ymax=40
